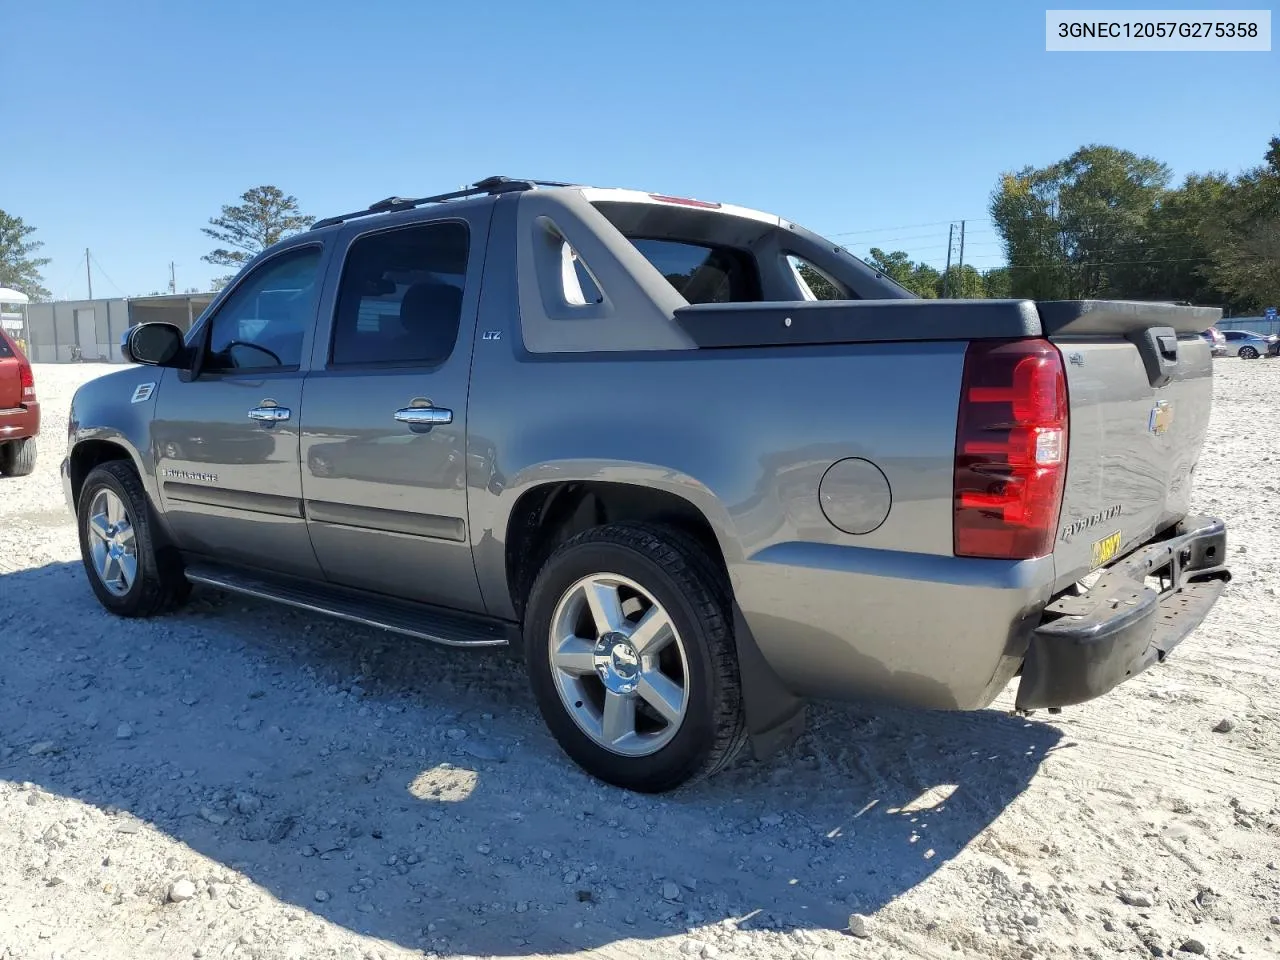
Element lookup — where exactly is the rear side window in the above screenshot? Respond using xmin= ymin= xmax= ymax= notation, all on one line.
xmin=559 ymin=240 xmax=604 ymax=306
xmin=628 ymin=239 xmax=761 ymax=304
xmin=331 ymin=221 xmax=469 ymax=366
xmin=787 ymin=255 xmax=851 ymax=301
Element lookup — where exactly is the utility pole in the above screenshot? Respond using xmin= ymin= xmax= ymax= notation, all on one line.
xmin=169 ymin=261 xmax=176 ymax=294
xmin=942 ymin=224 xmax=955 ymax=298
xmin=85 ymin=248 xmax=93 ymax=300
xmin=943 ymin=221 xmax=966 ymax=298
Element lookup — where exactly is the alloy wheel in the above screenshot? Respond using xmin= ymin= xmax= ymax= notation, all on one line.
xmin=547 ymin=573 xmax=690 ymax=757
xmin=86 ymin=488 xmax=137 ymax=597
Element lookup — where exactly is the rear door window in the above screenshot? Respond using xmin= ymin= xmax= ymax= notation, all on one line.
xmin=330 ymin=221 xmax=470 ymax=366
xmin=627 ymin=239 xmax=761 ymax=304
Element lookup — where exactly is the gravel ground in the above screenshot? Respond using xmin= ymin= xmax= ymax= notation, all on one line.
xmin=1 ymin=360 xmax=1277 ymax=960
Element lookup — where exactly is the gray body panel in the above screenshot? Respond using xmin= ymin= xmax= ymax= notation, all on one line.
xmin=62 ymin=183 xmax=1223 ymax=717
xmin=153 ymin=370 xmax=321 ymax=578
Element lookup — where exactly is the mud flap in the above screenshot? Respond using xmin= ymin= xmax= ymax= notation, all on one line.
xmin=732 ymin=602 xmax=807 ymax=760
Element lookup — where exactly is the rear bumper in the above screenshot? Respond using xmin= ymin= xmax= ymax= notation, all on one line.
xmin=735 ymin=542 xmax=1054 ymax=711
xmin=0 ymin=401 xmax=39 ymax=441
xmin=1015 ymin=515 xmax=1230 ymax=710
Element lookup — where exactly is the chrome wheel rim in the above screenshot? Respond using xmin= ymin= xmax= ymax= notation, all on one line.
xmin=86 ymin=489 xmax=137 ymax=597
xmin=548 ymin=573 xmax=690 ymax=757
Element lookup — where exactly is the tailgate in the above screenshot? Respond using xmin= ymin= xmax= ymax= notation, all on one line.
xmin=1041 ymin=300 xmax=1219 ymax=589
xmin=0 ymin=334 xmax=21 ymax=409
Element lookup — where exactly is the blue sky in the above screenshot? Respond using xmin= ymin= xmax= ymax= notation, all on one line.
xmin=3 ymin=0 xmax=1276 ymax=299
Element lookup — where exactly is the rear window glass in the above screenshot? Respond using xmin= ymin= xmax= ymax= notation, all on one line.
xmin=627 ymin=239 xmax=761 ymax=304
xmin=0 ymin=334 xmax=12 ymax=358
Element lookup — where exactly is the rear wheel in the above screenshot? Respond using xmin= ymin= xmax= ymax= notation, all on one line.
xmin=1240 ymin=346 xmax=1259 ymax=359
xmin=523 ymin=522 xmax=747 ymax=792
xmin=0 ymin=437 xmax=36 ymax=477
xmin=77 ymin=461 xmax=190 ymax=617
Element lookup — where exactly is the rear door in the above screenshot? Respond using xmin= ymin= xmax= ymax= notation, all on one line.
xmin=152 ymin=243 xmax=329 ymax=578
xmin=300 ymin=210 xmax=489 ymax=613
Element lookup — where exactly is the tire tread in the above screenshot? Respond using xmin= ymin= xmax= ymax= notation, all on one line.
xmin=0 ymin=437 xmax=36 ymax=477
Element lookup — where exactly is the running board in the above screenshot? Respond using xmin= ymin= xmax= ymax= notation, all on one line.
xmin=183 ymin=561 xmax=514 ymax=648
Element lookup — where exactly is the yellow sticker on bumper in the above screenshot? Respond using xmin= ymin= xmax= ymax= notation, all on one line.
xmin=1091 ymin=530 xmax=1123 ymax=569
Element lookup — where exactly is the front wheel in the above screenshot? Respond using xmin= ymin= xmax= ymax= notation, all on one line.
xmin=77 ymin=461 xmax=190 ymax=617
xmin=523 ymin=522 xmax=747 ymax=792
xmin=1240 ymin=346 xmax=1259 ymax=360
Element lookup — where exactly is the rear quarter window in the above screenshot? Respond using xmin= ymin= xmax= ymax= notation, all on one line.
xmin=627 ymin=238 xmax=761 ymax=304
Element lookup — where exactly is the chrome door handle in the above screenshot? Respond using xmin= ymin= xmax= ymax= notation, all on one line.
xmin=394 ymin=405 xmax=452 ymax=426
xmin=247 ymin=405 xmax=291 ymax=422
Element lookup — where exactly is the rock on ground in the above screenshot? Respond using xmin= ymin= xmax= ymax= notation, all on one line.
xmin=0 ymin=360 xmax=1278 ymax=959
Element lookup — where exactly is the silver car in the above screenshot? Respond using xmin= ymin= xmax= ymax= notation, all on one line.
xmin=1220 ymin=329 xmax=1273 ymax=359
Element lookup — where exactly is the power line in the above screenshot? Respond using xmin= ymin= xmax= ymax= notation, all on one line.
xmin=849 ymin=230 xmax=998 ymax=248
xmin=825 ymin=217 xmax=994 ymax=238
xmin=52 ymin=261 xmax=85 ymax=301
xmin=87 ymin=252 xmax=128 ymax=297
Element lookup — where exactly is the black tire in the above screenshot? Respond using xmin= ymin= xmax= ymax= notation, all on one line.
xmin=523 ymin=521 xmax=747 ymax=793
xmin=1240 ymin=346 xmax=1259 ymax=360
xmin=76 ymin=461 xmax=190 ymax=617
xmin=0 ymin=437 xmax=36 ymax=477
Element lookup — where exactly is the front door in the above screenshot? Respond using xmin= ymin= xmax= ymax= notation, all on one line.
xmin=153 ymin=244 xmax=328 ymax=578
xmin=300 ymin=214 xmax=486 ymax=612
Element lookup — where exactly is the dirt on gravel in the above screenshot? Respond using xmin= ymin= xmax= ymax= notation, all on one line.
xmin=1 ymin=360 xmax=1277 ymax=960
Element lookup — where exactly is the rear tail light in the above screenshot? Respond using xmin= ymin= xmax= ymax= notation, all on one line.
xmin=19 ymin=359 xmax=35 ymax=401
xmin=954 ymin=339 xmax=1068 ymax=560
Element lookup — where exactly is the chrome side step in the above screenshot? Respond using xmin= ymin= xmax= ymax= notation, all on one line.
xmin=183 ymin=561 xmax=514 ymax=648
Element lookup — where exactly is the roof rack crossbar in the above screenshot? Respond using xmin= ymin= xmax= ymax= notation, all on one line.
xmin=310 ymin=176 xmax=577 ymax=230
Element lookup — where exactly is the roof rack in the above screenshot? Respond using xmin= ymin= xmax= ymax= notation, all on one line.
xmin=310 ymin=176 xmax=577 ymax=230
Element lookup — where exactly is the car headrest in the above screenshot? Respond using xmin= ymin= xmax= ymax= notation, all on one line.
xmin=400 ymin=282 xmax=462 ymax=329
xmin=397 ymin=281 xmax=463 ymax=362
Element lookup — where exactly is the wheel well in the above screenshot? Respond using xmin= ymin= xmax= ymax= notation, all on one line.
xmin=69 ymin=440 xmax=134 ymax=508
xmin=505 ymin=481 xmax=725 ymax=618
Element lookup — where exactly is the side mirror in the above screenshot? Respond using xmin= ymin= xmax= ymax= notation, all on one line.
xmin=123 ymin=323 xmax=186 ymax=367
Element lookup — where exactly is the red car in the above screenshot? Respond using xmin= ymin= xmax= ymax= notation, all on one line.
xmin=0 ymin=327 xmax=39 ymax=476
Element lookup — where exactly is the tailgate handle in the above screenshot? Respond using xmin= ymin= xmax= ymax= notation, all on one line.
xmin=1128 ymin=325 xmax=1180 ymax=388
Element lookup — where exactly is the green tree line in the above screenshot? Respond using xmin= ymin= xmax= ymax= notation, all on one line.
xmin=865 ymin=131 xmax=1277 ymax=313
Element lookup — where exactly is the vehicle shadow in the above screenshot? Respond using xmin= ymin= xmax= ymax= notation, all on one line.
xmin=0 ymin=561 xmax=1064 ymax=956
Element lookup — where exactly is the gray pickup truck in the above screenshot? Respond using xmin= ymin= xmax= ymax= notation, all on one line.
xmin=63 ymin=176 xmax=1231 ymax=792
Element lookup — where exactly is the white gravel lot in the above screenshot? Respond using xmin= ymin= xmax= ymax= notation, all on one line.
xmin=0 ymin=359 xmax=1277 ymax=960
